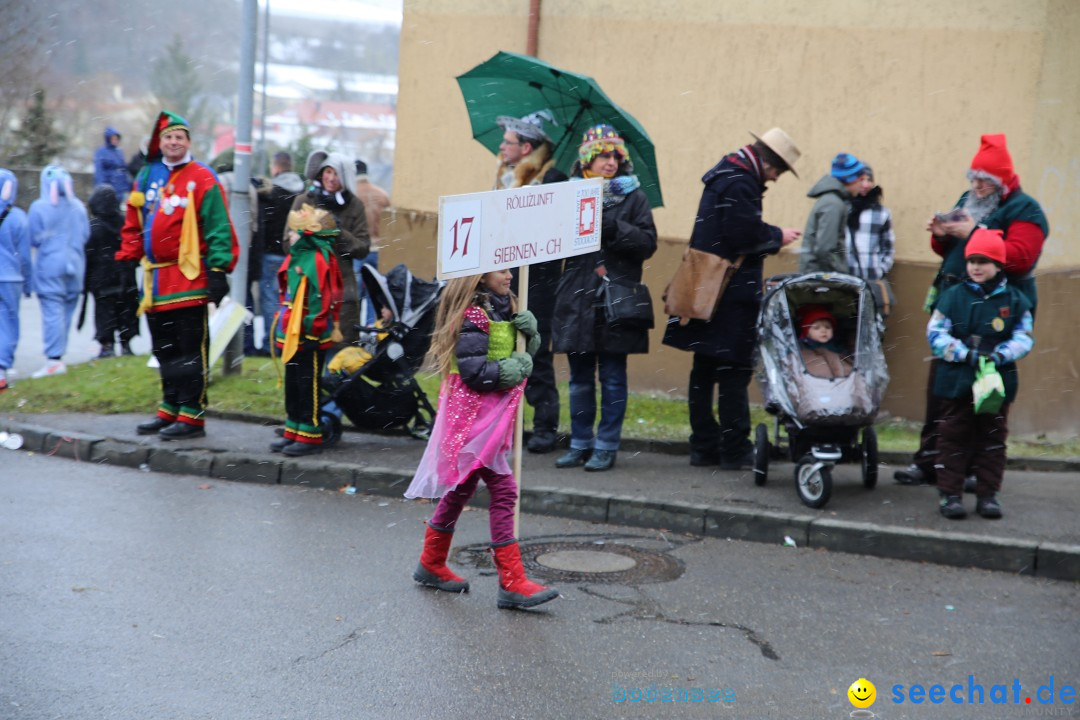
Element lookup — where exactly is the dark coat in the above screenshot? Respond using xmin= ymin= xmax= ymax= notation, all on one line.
xmin=661 ymin=150 xmax=784 ymax=365
xmin=457 ymin=291 xmax=513 ymax=391
xmin=85 ymin=185 xmax=134 ymax=297
xmin=551 ymin=183 xmax=657 ymax=355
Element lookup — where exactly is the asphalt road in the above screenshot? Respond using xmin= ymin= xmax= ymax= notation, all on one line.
xmin=2 ymin=451 xmax=1077 ymax=720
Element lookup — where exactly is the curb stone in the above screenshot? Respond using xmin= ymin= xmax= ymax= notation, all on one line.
xmin=201 ymin=410 xmax=1080 ymax=474
xmin=2 ymin=416 xmax=1078 ymax=582
xmin=807 ymin=519 xmax=1038 ymax=575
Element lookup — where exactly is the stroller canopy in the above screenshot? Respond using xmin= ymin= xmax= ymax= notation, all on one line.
xmin=756 ymin=272 xmax=889 ymax=427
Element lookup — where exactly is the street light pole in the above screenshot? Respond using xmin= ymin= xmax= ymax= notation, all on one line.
xmin=223 ymin=0 xmax=257 ymax=375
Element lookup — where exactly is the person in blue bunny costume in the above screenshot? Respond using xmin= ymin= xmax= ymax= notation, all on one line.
xmin=28 ymin=165 xmax=89 ymax=378
xmin=0 ymin=168 xmax=32 ymax=392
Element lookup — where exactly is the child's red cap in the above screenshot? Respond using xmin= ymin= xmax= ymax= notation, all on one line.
xmin=797 ymin=304 xmax=836 ymax=338
xmin=965 ymin=227 xmax=1006 ymax=265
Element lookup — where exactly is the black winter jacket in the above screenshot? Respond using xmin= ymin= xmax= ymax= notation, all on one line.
xmin=457 ymin=291 xmax=513 ymax=391
xmin=662 ymin=151 xmax=783 ymax=364
xmin=551 ymin=183 xmax=657 ymax=355
xmin=85 ymin=186 xmax=134 ymax=297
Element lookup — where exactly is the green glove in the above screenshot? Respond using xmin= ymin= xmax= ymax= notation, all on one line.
xmin=511 ymin=311 xmax=539 ymax=338
xmin=511 ymin=350 xmax=533 ymax=377
xmin=525 ymin=331 xmax=542 ymax=357
xmin=496 ymin=352 xmax=534 ymax=389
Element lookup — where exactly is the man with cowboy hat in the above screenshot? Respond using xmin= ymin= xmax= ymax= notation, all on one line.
xmin=494 ymin=110 xmax=567 ymax=454
xmin=662 ymin=128 xmax=802 ymax=469
xmin=118 ymin=110 xmax=239 ymax=440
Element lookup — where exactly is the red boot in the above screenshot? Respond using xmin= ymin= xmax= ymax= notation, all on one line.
xmin=413 ymin=523 xmax=469 ymax=593
xmin=491 ymin=540 xmax=559 ymax=609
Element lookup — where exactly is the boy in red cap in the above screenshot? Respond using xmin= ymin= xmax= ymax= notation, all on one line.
xmin=796 ymin=304 xmax=852 ymax=379
xmin=925 ymin=228 xmax=1033 ymax=519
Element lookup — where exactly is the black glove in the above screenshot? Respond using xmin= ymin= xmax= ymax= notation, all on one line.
xmin=988 ymin=352 xmax=1005 ymax=367
xmin=966 ymin=349 xmax=983 ymax=367
xmin=207 ymin=269 xmax=230 ymax=305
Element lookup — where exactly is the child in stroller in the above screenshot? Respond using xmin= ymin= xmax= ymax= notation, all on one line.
xmin=318 ymin=263 xmax=444 ymax=446
xmin=754 ymin=272 xmax=889 ymax=508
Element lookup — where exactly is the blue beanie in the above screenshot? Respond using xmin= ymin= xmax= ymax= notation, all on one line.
xmin=831 ymin=153 xmax=867 ymax=184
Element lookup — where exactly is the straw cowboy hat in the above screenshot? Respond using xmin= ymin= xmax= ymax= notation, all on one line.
xmin=749 ymin=127 xmax=801 ymax=178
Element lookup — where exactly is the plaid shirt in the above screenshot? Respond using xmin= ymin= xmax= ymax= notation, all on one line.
xmin=845 ymin=204 xmax=894 ymax=280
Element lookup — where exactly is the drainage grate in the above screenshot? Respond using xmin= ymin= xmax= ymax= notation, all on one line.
xmin=453 ymin=536 xmax=686 ymax=585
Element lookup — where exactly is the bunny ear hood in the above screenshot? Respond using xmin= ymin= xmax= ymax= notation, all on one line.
xmin=0 ymin=168 xmax=18 ymax=206
xmin=39 ymin=165 xmax=75 ymax=205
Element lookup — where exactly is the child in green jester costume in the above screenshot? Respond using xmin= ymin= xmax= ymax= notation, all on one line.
xmin=118 ymin=110 xmax=238 ymax=441
xmin=270 ymin=204 xmax=344 ymax=457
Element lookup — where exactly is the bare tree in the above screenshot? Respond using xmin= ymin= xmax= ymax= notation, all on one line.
xmin=0 ymin=4 xmax=50 ymax=163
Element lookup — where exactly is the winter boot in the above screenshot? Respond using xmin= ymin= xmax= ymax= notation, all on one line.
xmin=413 ymin=523 xmax=469 ymax=593
xmin=491 ymin=540 xmax=559 ymax=610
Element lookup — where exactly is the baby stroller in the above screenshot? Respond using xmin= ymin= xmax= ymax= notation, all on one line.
xmin=319 ymin=263 xmax=444 ymax=446
xmin=752 ymin=272 xmax=890 ymax=508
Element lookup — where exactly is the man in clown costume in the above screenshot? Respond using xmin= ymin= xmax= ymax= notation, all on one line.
xmin=118 ymin=110 xmax=238 ymax=440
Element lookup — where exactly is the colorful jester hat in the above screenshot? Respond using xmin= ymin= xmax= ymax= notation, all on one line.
xmin=147 ymin=110 xmax=190 ymax=160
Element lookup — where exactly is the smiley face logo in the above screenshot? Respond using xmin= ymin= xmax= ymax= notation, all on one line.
xmin=848 ymin=678 xmax=876 ymax=708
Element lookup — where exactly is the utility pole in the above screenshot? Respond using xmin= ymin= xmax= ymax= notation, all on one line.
xmin=223 ymin=0 xmax=257 ymax=375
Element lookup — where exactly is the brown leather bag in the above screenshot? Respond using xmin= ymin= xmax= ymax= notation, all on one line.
xmin=663 ymin=247 xmax=744 ymax=326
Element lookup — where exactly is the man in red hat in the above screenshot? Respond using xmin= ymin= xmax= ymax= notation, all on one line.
xmin=118 ymin=110 xmax=239 ymax=440
xmin=895 ymin=133 xmax=1048 ymax=487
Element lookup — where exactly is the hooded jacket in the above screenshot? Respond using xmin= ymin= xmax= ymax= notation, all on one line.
xmin=93 ymin=127 xmax=131 ymax=196
xmin=85 ymin=185 xmax=134 ymax=296
xmin=799 ymin=174 xmax=852 ymax=274
xmin=28 ymin=166 xmax=90 ymax=296
xmin=0 ymin=169 xmax=32 ymax=291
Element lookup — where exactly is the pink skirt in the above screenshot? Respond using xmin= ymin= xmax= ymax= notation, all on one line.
xmin=404 ymin=375 xmax=524 ymax=499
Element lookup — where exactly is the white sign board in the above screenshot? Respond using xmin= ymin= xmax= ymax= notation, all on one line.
xmin=437 ymin=177 xmax=603 ymax=280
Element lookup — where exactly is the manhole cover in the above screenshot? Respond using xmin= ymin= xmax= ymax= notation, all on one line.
xmin=536 ymin=550 xmax=637 ymax=573
xmin=454 ymin=538 xmax=684 ymax=584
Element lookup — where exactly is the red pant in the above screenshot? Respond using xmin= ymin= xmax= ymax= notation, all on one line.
xmin=429 ymin=467 xmax=518 ymax=544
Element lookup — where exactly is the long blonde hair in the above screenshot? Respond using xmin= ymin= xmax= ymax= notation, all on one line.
xmin=428 ymin=273 xmax=517 ymax=377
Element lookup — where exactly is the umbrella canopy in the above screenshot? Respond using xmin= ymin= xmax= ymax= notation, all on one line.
xmin=456 ymin=50 xmax=663 ymax=208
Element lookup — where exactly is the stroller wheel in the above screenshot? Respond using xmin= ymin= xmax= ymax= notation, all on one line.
xmin=320 ymin=412 xmax=343 ymax=448
xmin=753 ymin=423 xmax=769 ymax=486
xmin=795 ymin=456 xmax=833 ymax=509
xmin=861 ymin=427 xmax=879 ymax=489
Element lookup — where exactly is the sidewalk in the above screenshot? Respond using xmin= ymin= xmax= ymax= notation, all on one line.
xmin=3 ymin=411 xmax=1078 ymax=581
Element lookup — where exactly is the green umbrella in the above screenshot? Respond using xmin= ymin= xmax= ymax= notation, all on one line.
xmin=456 ymin=50 xmax=664 ymax=208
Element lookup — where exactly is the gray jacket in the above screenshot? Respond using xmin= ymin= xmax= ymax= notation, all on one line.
xmin=799 ymin=175 xmax=851 ymax=274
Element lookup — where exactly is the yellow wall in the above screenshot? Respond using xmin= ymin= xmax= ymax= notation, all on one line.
xmin=389 ymin=0 xmax=1080 ymax=436
xmin=396 ymin=0 xmax=1079 ymax=270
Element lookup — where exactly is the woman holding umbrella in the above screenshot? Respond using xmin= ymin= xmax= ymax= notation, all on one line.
xmin=551 ymin=124 xmax=657 ymax=472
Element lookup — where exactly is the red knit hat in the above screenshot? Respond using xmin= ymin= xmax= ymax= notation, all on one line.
xmin=965 ymin=228 xmax=1006 ymax=265
xmin=969 ymin=134 xmax=1017 ymax=191
xmin=797 ymin=304 xmax=836 ymax=338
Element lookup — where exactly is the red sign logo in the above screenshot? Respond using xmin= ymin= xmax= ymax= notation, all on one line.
xmin=578 ymin=197 xmax=596 ymax=236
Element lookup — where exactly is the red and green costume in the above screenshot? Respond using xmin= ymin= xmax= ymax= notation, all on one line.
xmin=117 ymin=110 xmax=239 ymax=428
xmin=274 ymin=228 xmax=343 ymax=445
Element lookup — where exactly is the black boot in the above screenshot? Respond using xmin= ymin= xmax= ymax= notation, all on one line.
xmin=137 ymin=416 xmax=173 ymax=435
xmin=159 ymin=422 xmax=207 ymax=441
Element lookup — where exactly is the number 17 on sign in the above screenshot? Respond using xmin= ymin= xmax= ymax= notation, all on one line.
xmin=439 ymin=197 xmax=483 ymax=276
